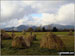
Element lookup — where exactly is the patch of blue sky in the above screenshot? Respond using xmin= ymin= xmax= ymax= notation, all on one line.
xmin=31 ymin=13 xmax=42 ymax=18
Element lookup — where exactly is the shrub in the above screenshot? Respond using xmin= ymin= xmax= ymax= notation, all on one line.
xmin=27 ymin=27 xmax=34 ymax=32
xmin=52 ymin=27 xmax=58 ymax=32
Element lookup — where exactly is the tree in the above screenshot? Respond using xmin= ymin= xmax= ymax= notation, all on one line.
xmin=35 ymin=27 xmax=42 ymax=32
xmin=47 ymin=25 xmax=52 ymax=32
xmin=27 ymin=27 xmax=34 ymax=32
xmin=42 ymin=27 xmax=46 ymax=32
xmin=52 ymin=27 xmax=58 ymax=32
xmin=48 ymin=25 xmax=51 ymax=30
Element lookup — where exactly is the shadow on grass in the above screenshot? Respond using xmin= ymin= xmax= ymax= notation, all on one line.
xmin=40 ymin=48 xmax=57 ymax=52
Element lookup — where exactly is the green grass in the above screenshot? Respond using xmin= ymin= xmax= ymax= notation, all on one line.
xmin=1 ymin=32 xmax=74 ymax=55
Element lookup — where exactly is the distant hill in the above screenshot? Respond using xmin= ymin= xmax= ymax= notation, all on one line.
xmin=3 ymin=25 xmax=37 ymax=31
xmin=3 ymin=24 xmax=74 ymax=31
xmin=48 ymin=24 xmax=74 ymax=29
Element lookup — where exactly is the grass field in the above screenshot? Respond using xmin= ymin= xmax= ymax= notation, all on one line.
xmin=1 ymin=32 xmax=74 ymax=55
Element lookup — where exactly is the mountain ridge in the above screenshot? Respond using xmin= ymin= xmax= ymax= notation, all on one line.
xmin=3 ymin=24 xmax=74 ymax=31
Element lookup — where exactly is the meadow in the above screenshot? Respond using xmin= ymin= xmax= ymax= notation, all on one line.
xmin=1 ymin=32 xmax=74 ymax=55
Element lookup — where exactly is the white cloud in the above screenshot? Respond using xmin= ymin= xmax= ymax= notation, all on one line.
xmin=31 ymin=1 xmax=63 ymax=13
xmin=36 ymin=3 xmax=74 ymax=26
xmin=56 ymin=3 xmax=74 ymax=25
xmin=1 ymin=1 xmax=66 ymax=22
xmin=17 ymin=17 xmax=28 ymax=26
xmin=1 ymin=1 xmax=38 ymax=22
xmin=1 ymin=1 xmax=18 ymax=22
xmin=40 ymin=13 xmax=56 ymax=26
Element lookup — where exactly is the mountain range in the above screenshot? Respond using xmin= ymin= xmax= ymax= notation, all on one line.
xmin=3 ymin=24 xmax=74 ymax=31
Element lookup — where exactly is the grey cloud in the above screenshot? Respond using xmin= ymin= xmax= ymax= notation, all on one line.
xmin=1 ymin=3 xmax=38 ymax=22
xmin=0 ymin=1 xmax=74 ymax=28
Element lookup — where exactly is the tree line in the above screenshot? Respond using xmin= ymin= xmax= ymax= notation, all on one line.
xmin=1 ymin=26 xmax=74 ymax=32
xmin=23 ymin=27 xmax=74 ymax=32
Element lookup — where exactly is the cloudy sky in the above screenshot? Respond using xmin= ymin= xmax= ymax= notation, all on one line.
xmin=0 ymin=0 xmax=75 ymax=28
